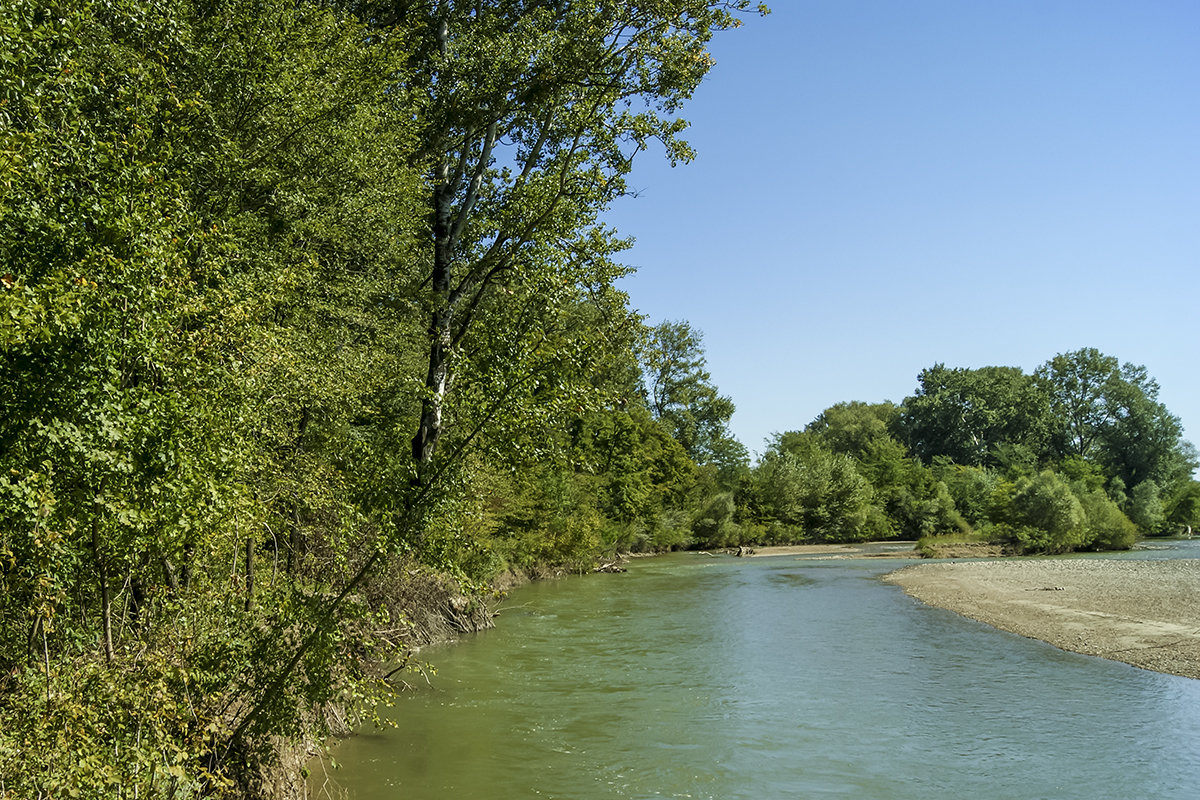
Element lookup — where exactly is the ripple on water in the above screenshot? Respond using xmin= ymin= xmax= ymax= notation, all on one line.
xmin=332 ymin=552 xmax=1200 ymax=799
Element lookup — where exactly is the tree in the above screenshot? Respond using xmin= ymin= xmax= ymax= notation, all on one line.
xmin=933 ymin=461 xmax=1000 ymax=527
xmin=1127 ymin=480 xmax=1166 ymax=535
xmin=807 ymin=401 xmax=900 ymax=461
xmin=1101 ymin=375 xmax=1195 ymax=489
xmin=1035 ymin=348 xmax=1196 ymax=489
xmin=805 ymin=403 xmax=964 ymax=538
xmin=1006 ymin=470 xmax=1087 ymax=553
xmin=1077 ymin=489 xmax=1138 ymax=551
xmin=641 ymin=320 xmax=747 ymax=483
xmin=1035 ymin=348 xmax=1121 ymax=460
xmin=898 ymin=364 xmax=1052 ymax=468
xmin=1165 ymin=481 xmax=1200 ymax=535
xmin=396 ymin=2 xmax=764 ymax=470
xmin=753 ymin=434 xmax=877 ymax=542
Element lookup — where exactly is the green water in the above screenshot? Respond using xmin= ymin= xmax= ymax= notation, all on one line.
xmin=329 ymin=543 xmax=1200 ymax=798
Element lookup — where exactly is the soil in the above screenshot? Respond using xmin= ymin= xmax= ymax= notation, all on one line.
xmin=884 ymin=558 xmax=1200 ymax=680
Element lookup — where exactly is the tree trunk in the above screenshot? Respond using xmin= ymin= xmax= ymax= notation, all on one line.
xmin=412 ymin=171 xmax=456 ymax=465
xmin=244 ymin=535 xmax=254 ymax=613
xmin=91 ymin=513 xmax=114 ymax=663
xmin=287 ymin=495 xmax=302 ymax=576
xmin=181 ymin=541 xmax=194 ymax=590
xmin=161 ymin=557 xmax=180 ymax=594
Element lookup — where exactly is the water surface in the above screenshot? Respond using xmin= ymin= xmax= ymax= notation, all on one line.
xmin=331 ymin=542 xmax=1200 ymax=798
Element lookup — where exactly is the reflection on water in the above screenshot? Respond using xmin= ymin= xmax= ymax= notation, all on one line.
xmin=330 ymin=541 xmax=1200 ymax=799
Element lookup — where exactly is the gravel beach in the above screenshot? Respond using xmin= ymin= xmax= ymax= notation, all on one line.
xmin=883 ymin=558 xmax=1200 ymax=680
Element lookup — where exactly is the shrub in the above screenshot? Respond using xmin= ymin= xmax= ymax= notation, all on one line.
xmin=1077 ymin=490 xmax=1138 ymax=551
xmin=1007 ymin=471 xmax=1086 ymax=554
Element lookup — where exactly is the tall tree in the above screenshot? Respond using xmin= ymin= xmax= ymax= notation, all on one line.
xmin=1035 ymin=348 xmax=1195 ymax=488
xmin=1034 ymin=348 xmax=1124 ymax=460
xmin=393 ymin=1 xmax=764 ymax=469
xmin=641 ymin=319 xmax=746 ymax=479
xmin=807 ymin=401 xmax=900 ymax=461
xmin=898 ymin=364 xmax=1051 ymax=467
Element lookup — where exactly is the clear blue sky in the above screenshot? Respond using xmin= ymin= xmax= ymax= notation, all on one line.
xmin=604 ymin=0 xmax=1200 ymax=458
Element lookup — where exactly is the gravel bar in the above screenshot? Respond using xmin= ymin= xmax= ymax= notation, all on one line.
xmin=883 ymin=558 xmax=1200 ymax=680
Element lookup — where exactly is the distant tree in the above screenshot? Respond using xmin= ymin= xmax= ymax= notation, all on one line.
xmin=691 ymin=492 xmax=742 ymax=549
xmin=1127 ymin=480 xmax=1166 ymax=535
xmin=1101 ymin=377 xmax=1195 ymax=489
xmin=641 ymin=320 xmax=747 ymax=484
xmin=1034 ymin=348 xmax=1121 ymax=460
xmin=1165 ymin=481 xmax=1200 ymax=535
xmin=1035 ymin=349 xmax=1195 ymax=488
xmin=932 ymin=461 xmax=1000 ymax=527
xmin=1056 ymin=454 xmax=1108 ymax=494
xmin=1006 ymin=470 xmax=1087 ymax=554
xmin=1077 ymin=490 xmax=1138 ymax=551
xmin=754 ymin=434 xmax=877 ymax=542
xmin=802 ymin=403 xmax=965 ymax=538
xmin=898 ymin=364 xmax=1052 ymax=468
xmin=807 ymin=401 xmax=900 ymax=460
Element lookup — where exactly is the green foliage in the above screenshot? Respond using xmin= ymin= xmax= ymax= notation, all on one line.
xmin=807 ymin=401 xmax=900 ymax=459
xmin=933 ymin=461 xmax=999 ymax=527
xmin=1006 ymin=471 xmax=1087 ymax=554
xmin=796 ymin=405 xmax=967 ymax=539
xmin=1057 ymin=454 xmax=1108 ymax=493
xmin=1077 ymin=489 xmax=1138 ymax=551
xmin=898 ymin=365 xmax=1052 ymax=468
xmin=641 ymin=320 xmax=748 ymax=484
xmin=1 ymin=0 xmax=763 ymax=793
xmin=1127 ymin=480 xmax=1167 ymax=535
xmin=690 ymin=492 xmax=743 ymax=549
xmin=752 ymin=435 xmax=876 ymax=542
xmin=1165 ymin=481 xmax=1200 ymax=534
xmin=13 ymin=0 xmax=1199 ymax=791
xmin=1035 ymin=348 xmax=1196 ymax=487
xmin=878 ymin=351 xmax=1197 ymax=555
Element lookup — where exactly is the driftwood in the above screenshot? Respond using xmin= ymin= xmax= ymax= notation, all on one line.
xmin=593 ymin=561 xmax=627 ymax=574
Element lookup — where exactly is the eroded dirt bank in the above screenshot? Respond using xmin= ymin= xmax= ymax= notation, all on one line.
xmin=884 ymin=558 xmax=1200 ymax=680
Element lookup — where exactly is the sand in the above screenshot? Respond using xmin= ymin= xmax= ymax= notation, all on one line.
xmin=884 ymin=558 xmax=1200 ymax=680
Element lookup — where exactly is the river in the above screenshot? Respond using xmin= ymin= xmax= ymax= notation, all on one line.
xmin=327 ymin=542 xmax=1200 ymax=798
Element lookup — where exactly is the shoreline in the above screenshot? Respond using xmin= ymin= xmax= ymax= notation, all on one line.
xmin=884 ymin=558 xmax=1200 ymax=680
xmin=745 ymin=542 xmax=919 ymax=559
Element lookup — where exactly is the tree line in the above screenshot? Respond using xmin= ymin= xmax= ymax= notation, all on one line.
xmin=0 ymin=0 xmax=762 ymax=796
xmin=716 ymin=348 xmax=1199 ymax=556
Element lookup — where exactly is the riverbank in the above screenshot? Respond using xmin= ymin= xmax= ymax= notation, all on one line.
xmin=884 ymin=558 xmax=1200 ymax=680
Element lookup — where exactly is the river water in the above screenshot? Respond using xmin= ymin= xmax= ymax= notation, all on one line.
xmin=328 ymin=542 xmax=1200 ymax=799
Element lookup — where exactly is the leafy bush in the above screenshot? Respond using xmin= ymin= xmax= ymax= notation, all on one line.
xmin=1077 ymin=490 xmax=1138 ymax=551
xmin=753 ymin=440 xmax=874 ymax=542
xmin=1006 ymin=471 xmax=1086 ymax=553
xmin=1128 ymin=480 xmax=1167 ymax=535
